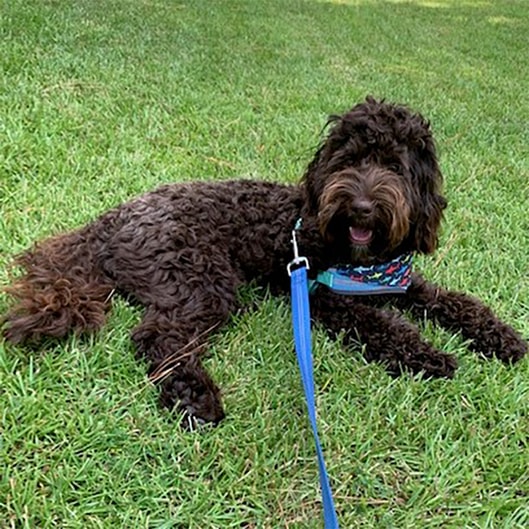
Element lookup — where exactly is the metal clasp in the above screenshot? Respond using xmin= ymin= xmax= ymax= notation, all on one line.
xmin=287 ymin=227 xmax=309 ymax=276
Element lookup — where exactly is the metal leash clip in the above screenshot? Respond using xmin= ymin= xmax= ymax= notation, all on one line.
xmin=287 ymin=227 xmax=309 ymax=276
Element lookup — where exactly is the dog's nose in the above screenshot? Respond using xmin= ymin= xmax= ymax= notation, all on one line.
xmin=351 ymin=198 xmax=374 ymax=218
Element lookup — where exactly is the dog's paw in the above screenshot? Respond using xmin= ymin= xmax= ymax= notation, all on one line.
xmin=470 ymin=323 xmax=528 ymax=364
xmin=179 ymin=408 xmax=223 ymax=431
xmin=176 ymin=398 xmax=225 ymax=431
xmin=158 ymin=366 xmax=225 ymax=428
xmin=384 ymin=344 xmax=458 ymax=379
xmin=418 ymin=350 xmax=458 ymax=379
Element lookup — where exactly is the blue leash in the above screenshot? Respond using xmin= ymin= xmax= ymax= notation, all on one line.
xmin=287 ymin=219 xmax=412 ymax=527
xmin=288 ymin=229 xmax=340 ymax=529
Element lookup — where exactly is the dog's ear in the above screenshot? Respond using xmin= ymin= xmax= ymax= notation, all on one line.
xmin=301 ymin=114 xmax=358 ymax=213
xmin=408 ymin=130 xmax=447 ymax=254
xmin=301 ymin=144 xmax=328 ymax=212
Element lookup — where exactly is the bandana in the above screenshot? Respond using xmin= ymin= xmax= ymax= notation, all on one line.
xmin=310 ymin=252 xmax=413 ymax=295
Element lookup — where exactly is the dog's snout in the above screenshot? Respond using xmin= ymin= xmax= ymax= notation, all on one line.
xmin=351 ymin=198 xmax=374 ymax=218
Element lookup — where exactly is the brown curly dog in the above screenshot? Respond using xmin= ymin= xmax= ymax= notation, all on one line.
xmin=3 ymin=97 xmax=527 ymax=427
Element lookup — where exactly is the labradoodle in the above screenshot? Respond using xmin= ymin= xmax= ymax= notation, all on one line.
xmin=3 ymin=97 xmax=527 ymax=426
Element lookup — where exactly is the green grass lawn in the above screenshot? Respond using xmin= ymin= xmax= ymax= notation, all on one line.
xmin=1 ymin=0 xmax=529 ymax=527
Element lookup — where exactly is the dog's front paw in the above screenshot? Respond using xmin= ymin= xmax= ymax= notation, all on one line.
xmin=417 ymin=349 xmax=458 ymax=379
xmin=380 ymin=342 xmax=458 ymax=379
xmin=470 ymin=322 xmax=528 ymax=364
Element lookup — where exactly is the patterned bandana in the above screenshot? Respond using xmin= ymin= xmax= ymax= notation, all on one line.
xmin=310 ymin=252 xmax=413 ymax=295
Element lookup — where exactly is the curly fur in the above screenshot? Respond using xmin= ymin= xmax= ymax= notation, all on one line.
xmin=3 ymin=96 xmax=527 ymax=427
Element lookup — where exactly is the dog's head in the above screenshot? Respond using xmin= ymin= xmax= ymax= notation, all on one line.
xmin=302 ymin=96 xmax=447 ymax=264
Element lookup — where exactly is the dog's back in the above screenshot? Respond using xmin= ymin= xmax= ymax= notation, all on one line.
xmin=2 ymin=179 xmax=301 ymax=344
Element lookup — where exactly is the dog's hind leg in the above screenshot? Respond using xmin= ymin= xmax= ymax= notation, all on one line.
xmin=311 ymin=291 xmax=458 ymax=378
xmin=130 ymin=265 xmax=241 ymax=427
xmin=402 ymin=273 xmax=527 ymax=364
xmin=2 ymin=230 xmax=114 ymax=345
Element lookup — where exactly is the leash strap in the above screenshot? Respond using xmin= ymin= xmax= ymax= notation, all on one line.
xmin=289 ymin=226 xmax=340 ymax=529
xmin=287 ymin=218 xmax=411 ymax=526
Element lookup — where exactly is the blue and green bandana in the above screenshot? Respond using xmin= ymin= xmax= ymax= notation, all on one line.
xmin=310 ymin=252 xmax=413 ymax=296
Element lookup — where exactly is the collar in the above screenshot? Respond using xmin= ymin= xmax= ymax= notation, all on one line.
xmin=310 ymin=252 xmax=413 ymax=295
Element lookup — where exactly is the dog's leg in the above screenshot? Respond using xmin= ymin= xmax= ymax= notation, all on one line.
xmin=311 ymin=291 xmax=458 ymax=378
xmin=401 ymin=273 xmax=527 ymax=363
xmin=130 ymin=276 xmax=239 ymax=428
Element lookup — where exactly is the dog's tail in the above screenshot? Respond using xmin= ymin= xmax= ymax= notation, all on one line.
xmin=2 ymin=227 xmax=114 ymax=345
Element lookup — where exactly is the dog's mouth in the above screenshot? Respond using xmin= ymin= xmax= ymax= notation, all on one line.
xmin=349 ymin=226 xmax=373 ymax=246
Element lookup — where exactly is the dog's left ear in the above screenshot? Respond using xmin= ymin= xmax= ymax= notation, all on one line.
xmin=408 ymin=129 xmax=447 ymax=254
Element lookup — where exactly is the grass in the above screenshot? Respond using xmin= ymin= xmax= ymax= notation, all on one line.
xmin=1 ymin=0 xmax=529 ymax=527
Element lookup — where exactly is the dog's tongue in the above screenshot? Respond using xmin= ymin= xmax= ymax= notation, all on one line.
xmin=349 ymin=226 xmax=373 ymax=245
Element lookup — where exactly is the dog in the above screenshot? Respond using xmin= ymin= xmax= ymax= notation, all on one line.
xmin=3 ymin=97 xmax=527 ymax=427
